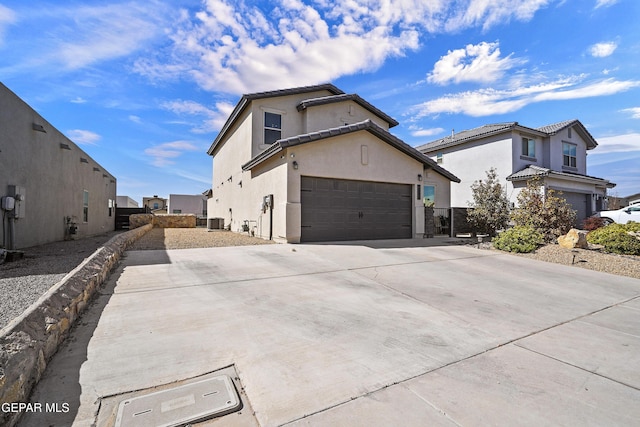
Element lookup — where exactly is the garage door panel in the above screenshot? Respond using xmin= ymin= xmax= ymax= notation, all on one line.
xmin=300 ymin=176 xmax=412 ymax=242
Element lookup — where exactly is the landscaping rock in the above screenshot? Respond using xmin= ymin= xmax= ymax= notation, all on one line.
xmin=558 ymin=228 xmax=589 ymax=249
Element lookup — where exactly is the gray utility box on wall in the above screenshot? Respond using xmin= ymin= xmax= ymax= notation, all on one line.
xmin=8 ymin=185 xmax=26 ymax=218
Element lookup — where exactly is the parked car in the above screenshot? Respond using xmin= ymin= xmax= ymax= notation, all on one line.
xmin=594 ymin=205 xmax=640 ymax=224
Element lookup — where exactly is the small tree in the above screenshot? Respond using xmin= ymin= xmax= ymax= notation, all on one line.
xmin=511 ymin=177 xmax=576 ymax=242
xmin=467 ymin=168 xmax=510 ymax=236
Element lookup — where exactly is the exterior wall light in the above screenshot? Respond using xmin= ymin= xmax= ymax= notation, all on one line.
xmin=292 ymin=160 xmax=299 ymax=170
xmin=417 ymin=174 xmax=423 ymax=181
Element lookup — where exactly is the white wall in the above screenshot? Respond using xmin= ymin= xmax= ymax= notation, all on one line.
xmin=429 ymin=135 xmax=513 ymax=207
xmin=117 ymin=196 xmax=138 ymax=207
xmin=168 ymin=194 xmax=207 ymax=215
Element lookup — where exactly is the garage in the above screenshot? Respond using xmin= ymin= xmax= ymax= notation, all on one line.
xmin=300 ymin=176 xmax=412 ymax=242
xmin=561 ymin=191 xmax=590 ymax=227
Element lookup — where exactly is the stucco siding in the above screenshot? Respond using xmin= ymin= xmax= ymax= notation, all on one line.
xmin=430 ymin=135 xmax=513 ymax=207
xmin=250 ymin=90 xmax=334 ymax=156
xmin=302 ymin=101 xmax=390 ymax=134
xmin=0 ymin=83 xmax=116 ymax=248
xmin=285 ymin=132 xmax=426 ymax=241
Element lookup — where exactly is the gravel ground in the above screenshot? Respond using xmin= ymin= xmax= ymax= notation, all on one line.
xmin=0 ymin=231 xmax=123 ymax=330
xmin=127 ymin=228 xmax=276 ymax=250
xmin=476 ymin=242 xmax=640 ymax=280
xmin=2 ymin=227 xmax=638 ymax=331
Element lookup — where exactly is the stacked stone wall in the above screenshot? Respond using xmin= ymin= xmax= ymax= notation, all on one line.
xmin=0 ymin=224 xmax=152 ymax=427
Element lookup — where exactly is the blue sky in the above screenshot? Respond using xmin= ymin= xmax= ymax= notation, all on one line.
xmin=1 ymin=0 xmax=639 ymax=204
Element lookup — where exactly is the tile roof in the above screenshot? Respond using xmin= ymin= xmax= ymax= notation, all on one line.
xmin=536 ymin=119 xmax=578 ymax=134
xmin=506 ymin=165 xmax=615 ymax=187
xmin=418 ymin=119 xmax=599 ymax=153
xmin=296 ymin=94 xmax=399 ymax=128
xmin=416 ymin=123 xmax=519 ymax=152
xmin=241 ymin=119 xmax=460 ymax=182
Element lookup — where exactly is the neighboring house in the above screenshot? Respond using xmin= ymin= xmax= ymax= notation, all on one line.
xmin=207 ymin=84 xmax=459 ymax=243
xmin=116 ymin=196 xmax=139 ymax=208
xmin=142 ymin=195 xmax=167 ymax=213
xmin=417 ymin=120 xmax=615 ymax=226
xmin=0 ymin=82 xmax=116 ymax=249
xmin=168 ymin=194 xmax=207 ymax=216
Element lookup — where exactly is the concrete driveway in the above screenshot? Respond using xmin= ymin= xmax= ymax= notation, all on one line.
xmin=21 ymin=241 xmax=640 ymax=426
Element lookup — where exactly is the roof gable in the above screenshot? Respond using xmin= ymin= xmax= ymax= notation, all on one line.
xmin=207 ymin=83 xmax=344 ymax=155
xmin=241 ymin=119 xmax=460 ymax=182
xmin=296 ymin=94 xmax=399 ymax=128
xmin=536 ymin=119 xmax=598 ymax=149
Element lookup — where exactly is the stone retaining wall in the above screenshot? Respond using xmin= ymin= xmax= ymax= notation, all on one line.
xmin=0 ymin=224 xmax=152 ymax=427
xmin=129 ymin=213 xmax=196 ymax=229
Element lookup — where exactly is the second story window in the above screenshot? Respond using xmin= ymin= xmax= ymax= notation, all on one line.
xmin=264 ymin=112 xmax=281 ymax=145
xmin=563 ymin=142 xmax=577 ymax=168
xmin=436 ymin=152 xmax=443 ymax=164
xmin=521 ymin=137 xmax=535 ymax=158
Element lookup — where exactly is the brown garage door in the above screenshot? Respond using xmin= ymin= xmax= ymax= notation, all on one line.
xmin=300 ymin=176 xmax=412 ymax=242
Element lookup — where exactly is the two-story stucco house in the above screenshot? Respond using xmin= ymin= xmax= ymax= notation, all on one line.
xmin=207 ymin=84 xmax=459 ymax=243
xmin=417 ymin=120 xmax=615 ymax=226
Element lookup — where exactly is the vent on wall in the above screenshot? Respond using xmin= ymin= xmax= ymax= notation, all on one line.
xmin=80 ymin=158 xmax=89 ymax=163
xmin=60 ymin=143 xmax=71 ymax=150
xmin=32 ymin=123 xmax=46 ymax=132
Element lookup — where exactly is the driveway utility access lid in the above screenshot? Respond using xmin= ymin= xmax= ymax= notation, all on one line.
xmin=115 ymin=375 xmax=240 ymax=427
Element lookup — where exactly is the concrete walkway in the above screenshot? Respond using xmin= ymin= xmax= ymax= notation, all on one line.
xmin=20 ymin=242 xmax=640 ymax=426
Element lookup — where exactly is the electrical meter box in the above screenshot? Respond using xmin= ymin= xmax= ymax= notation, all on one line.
xmin=8 ymin=185 xmax=25 ymax=218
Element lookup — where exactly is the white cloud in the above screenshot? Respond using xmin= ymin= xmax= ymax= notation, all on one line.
xmin=594 ymin=0 xmax=618 ymax=9
xmin=70 ymin=97 xmax=87 ymax=104
xmin=444 ymin=0 xmax=551 ymax=32
xmin=144 ymin=141 xmax=199 ymax=167
xmin=591 ymin=133 xmax=640 ymax=155
xmin=427 ymin=41 xmax=525 ymax=85
xmin=161 ymin=99 xmax=235 ymax=133
xmin=411 ymin=77 xmax=640 ymax=118
xmin=129 ymin=115 xmax=142 ymax=124
xmin=621 ymin=107 xmax=640 ymax=119
xmin=0 ymin=5 xmax=16 ymax=45
xmin=589 ymin=41 xmax=617 ymax=58
xmin=134 ymin=0 xmax=550 ymax=95
xmin=67 ymin=129 xmax=101 ymax=145
xmin=410 ymin=127 xmax=446 ymax=137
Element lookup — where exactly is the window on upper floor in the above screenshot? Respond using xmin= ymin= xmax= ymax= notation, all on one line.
xmin=264 ymin=112 xmax=282 ymax=145
xmin=521 ymin=137 xmax=535 ymax=158
xmin=436 ymin=152 xmax=443 ymax=164
xmin=563 ymin=142 xmax=577 ymax=168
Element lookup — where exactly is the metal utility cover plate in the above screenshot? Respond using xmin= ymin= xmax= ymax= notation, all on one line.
xmin=115 ymin=375 xmax=240 ymax=427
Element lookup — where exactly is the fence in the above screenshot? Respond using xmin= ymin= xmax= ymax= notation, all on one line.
xmin=115 ymin=206 xmax=150 ymax=229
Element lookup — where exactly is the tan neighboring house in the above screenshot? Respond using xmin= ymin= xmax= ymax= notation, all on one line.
xmin=417 ymin=120 xmax=615 ymax=226
xmin=207 ymin=84 xmax=459 ymax=243
xmin=0 ymin=82 xmax=116 ymax=249
xmin=143 ymin=195 xmax=167 ymax=214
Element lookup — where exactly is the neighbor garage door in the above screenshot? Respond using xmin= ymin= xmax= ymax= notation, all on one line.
xmin=300 ymin=176 xmax=412 ymax=242
xmin=562 ymin=191 xmax=590 ymax=227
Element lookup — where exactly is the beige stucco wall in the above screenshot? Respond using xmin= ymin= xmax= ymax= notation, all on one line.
xmin=249 ymin=90 xmax=333 ymax=157
xmin=301 ymin=101 xmax=390 ymax=134
xmin=0 ymin=83 xmax=116 ymax=248
xmin=284 ymin=131 xmax=426 ymax=242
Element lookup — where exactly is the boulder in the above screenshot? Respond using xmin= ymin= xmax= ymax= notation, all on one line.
xmin=558 ymin=228 xmax=589 ymax=249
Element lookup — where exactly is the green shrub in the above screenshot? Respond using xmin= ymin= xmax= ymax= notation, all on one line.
xmin=587 ymin=222 xmax=640 ymax=255
xmin=511 ymin=177 xmax=576 ymax=242
xmin=625 ymin=221 xmax=640 ymax=233
xmin=467 ymin=168 xmax=510 ymax=236
xmin=493 ymin=226 xmax=544 ymax=253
